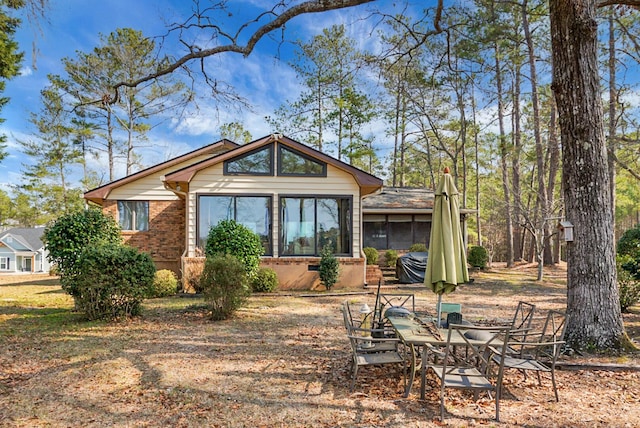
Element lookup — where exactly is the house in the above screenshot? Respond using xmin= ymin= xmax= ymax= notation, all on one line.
xmin=362 ymin=187 xmax=474 ymax=251
xmin=0 ymin=227 xmax=51 ymax=273
xmin=84 ymin=134 xmax=384 ymax=290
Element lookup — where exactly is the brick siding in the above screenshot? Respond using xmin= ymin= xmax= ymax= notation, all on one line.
xmin=103 ymin=200 xmax=185 ymax=273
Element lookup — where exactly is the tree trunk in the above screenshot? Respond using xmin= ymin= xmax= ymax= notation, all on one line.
xmin=491 ymin=2 xmax=514 ymax=267
xmin=550 ymin=0 xmax=625 ymax=349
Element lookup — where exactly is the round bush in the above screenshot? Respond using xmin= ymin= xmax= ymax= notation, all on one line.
xmin=409 ymin=243 xmax=427 ymax=252
xmin=618 ymin=255 xmax=640 ymax=312
xmin=149 ymin=269 xmax=178 ymax=298
xmin=468 ymin=245 xmax=488 ymax=268
xmin=43 ymin=209 xmax=122 ymax=300
xmin=251 ymin=267 xmax=278 ymax=293
xmin=205 ymin=219 xmax=264 ymax=279
xmin=73 ymin=243 xmax=156 ymax=321
xmin=617 ymin=225 xmax=640 ymax=280
xmin=200 ymin=253 xmax=250 ymax=320
xmin=363 ymin=247 xmax=379 ymax=265
xmin=384 ymin=249 xmax=398 ymax=268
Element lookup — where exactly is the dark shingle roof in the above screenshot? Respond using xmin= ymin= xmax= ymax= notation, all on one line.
xmin=363 ymin=187 xmax=435 ymax=211
xmin=0 ymin=227 xmax=45 ymax=251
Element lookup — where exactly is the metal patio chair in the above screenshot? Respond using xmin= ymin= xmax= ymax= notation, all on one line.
xmin=427 ymin=324 xmax=511 ymax=422
xmin=494 ymin=309 xmax=567 ymax=401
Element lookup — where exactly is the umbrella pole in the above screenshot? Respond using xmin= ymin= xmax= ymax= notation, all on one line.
xmin=436 ymin=294 xmax=442 ymax=327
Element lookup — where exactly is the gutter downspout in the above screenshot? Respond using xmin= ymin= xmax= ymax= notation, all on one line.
xmin=163 ymin=179 xmax=189 ymax=288
xmin=361 ymin=187 xmax=383 ymax=287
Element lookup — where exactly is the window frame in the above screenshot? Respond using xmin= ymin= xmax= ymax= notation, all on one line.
xmin=279 ymin=194 xmax=352 ymax=257
xmin=117 ymin=200 xmax=149 ymax=232
xmin=0 ymin=256 xmax=9 ymax=270
xmin=223 ymin=143 xmax=274 ymax=176
xmin=196 ymin=193 xmax=273 ymax=256
xmin=277 ymin=145 xmax=327 ymax=177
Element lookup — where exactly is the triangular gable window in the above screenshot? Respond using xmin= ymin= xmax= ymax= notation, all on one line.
xmin=224 ymin=144 xmax=274 ymax=175
xmin=278 ymin=145 xmax=326 ymax=176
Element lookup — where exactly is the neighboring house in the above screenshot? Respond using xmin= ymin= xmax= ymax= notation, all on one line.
xmin=84 ymin=134 xmax=383 ymax=290
xmin=362 ymin=187 xmax=473 ymax=251
xmin=0 ymin=227 xmax=51 ymax=273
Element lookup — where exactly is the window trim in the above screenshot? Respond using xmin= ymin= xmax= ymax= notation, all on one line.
xmin=117 ymin=200 xmax=149 ymax=232
xmin=223 ymin=143 xmax=274 ymax=176
xmin=196 ymin=193 xmax=273 ymax=256
xmin=279 ymin=194 xmax=352 ymax=257
xmin=277 ymin=145 xmax=327 ymax=177
xmin=0 ymin=256 xmax=9 ymax=270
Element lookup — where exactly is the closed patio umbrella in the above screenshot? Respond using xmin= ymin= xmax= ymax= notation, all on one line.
xmin=424 ymin=167 xmax=469 ymax=326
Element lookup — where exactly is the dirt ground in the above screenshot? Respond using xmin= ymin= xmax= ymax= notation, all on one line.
xmin=1 ymin=264 xmax=640 ymax=427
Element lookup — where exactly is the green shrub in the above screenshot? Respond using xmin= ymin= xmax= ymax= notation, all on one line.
xmin=468 ymin=245 xmax=488 ymax=268
xmin=618 ymin=255 xmax=640 ymax=312
xmin=251 ymin=267 xmax=278 ymax=293
xmin=617 ymin=225 xmax=640 ymax=280
xmin=205 ymin=219 xmax=264 ymax=280
xmin=363 ymin=247 xmax=379 ymax=265
xmin=200 ymin=253 xmax=250 ymax=320
xmin=43 ymin=209 xmax=122 ymax=301
xmin=149 ymin=269 xmax=178 ymax=298
xmin=73 ymin=243 xmax=156 ymax=321
xmin=409 ymin=243 xmax=427 ymax=252
xmin=319 ymin=246 xmax=340 ymax=291
xmin=384 ymin=249 xmax=399 ymax=268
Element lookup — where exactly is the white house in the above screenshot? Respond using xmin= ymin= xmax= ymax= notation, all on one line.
xmin=0 ymin=227 xmax=51 ymax=274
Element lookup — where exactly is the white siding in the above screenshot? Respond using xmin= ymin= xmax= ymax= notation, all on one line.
xmin=189 ymin=163 xmax=362 ymax=257
xmin=109 ymin=155 xmax=212 ymax=200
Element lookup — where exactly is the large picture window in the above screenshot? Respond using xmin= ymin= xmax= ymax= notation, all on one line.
xmin=280 ymin=196 xmax=351 ymax=256
xmin=198 ymin=195 xmax=272 ymax=255
xmin=118 ymin=201 xmax=149 ymax=231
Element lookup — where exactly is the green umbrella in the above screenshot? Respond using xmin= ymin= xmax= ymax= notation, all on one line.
xmin=424 ymin=167 xmax=469 ymax=326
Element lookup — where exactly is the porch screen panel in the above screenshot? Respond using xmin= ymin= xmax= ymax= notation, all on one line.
xmin=363 ymin=221 xmax=387 ymax=249
xmin=388 ymin=215 xmax=413 ymax=250
xmin=414 ymin=216 xmax=431 ymax=248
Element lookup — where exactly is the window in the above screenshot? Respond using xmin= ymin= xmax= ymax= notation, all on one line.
xmin=224 ymin=144 xmax=273 ymax=175
xmin=198 ymin=195 xmax=272 ymax=255
xmin=0 ymin=257 xmax=9 ymax=270
xmin=118 ymin=201 xmax=149 ymax=231
xmin=280 ymin=196 xmax=351 ymax=256
xmin=278 ymin=145 xmax=326 ymax=176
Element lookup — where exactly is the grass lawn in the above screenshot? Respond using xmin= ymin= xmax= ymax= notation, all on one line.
xmin=1 ymin=266 xmax=639 ymax=427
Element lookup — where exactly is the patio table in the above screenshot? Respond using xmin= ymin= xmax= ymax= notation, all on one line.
xmin=387 ymin=315 xmax=495 ymax=399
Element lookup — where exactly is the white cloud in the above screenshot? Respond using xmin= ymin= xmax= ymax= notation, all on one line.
xmin=19 ymin=66 xmax=33 ymax=77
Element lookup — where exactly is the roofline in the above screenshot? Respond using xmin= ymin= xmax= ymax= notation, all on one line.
xmin=83 ymin=139 xmax=238 ymax=205
xmin=362 ymin=208 xmax=478 ymax=215
xmin=164 ymin=134 xmax=383 ymax=196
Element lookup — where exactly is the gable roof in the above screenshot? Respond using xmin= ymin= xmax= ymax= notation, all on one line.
xmin=84 ymin=139 xmax=238 ymax=205
xmin=163 ymin=134 xmax=383 ymax=196
xmin=0 ymin=227 xmax=45 ymax=251
xmin=362 ymin=186 xmax=477 ymax=215
xmin=363 ymin=187 xmax=435 ymax=213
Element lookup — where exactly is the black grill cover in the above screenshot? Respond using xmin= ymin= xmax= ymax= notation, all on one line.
xmin=395 ymin=252 xmax=428 ymax=284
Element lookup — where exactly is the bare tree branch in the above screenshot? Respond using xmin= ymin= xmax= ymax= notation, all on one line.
xmin=109 ymin=0 xmax=376 ymax=104
xmin=597 ymin=0 xmax=640 ymax=7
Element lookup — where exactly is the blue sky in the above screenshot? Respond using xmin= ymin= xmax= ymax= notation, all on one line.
xmin=1 ymin=0 xmax=424 ymax=192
